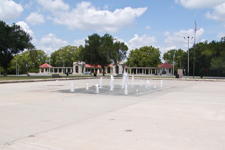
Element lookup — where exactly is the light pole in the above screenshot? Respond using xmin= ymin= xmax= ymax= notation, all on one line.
xmin=184 ymin=36 xmax=193 ymax=78
xmin=173 ymin=51 xmax=176 ymax=76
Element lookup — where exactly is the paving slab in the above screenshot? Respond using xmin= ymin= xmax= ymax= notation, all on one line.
xmin=0 ymin=79 xmax=225 ymax=150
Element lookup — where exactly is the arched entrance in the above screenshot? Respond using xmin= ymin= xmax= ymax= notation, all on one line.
xmin=75 ymin=66 xmax=79 ymax=73
xmin=116 ymin=66 xmax=119 ymax=74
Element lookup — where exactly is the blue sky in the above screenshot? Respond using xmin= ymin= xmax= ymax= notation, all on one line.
xmin=1 ymin=0 xmax=225 ymax=58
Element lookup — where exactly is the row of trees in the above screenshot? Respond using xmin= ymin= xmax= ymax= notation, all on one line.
xmin=1 ymin=20 xmax=225 ymax=76
xmin=163 ymin=38 xmax=225 ymax=76
xmin=4 ymin=38 xmax=225 ymax=77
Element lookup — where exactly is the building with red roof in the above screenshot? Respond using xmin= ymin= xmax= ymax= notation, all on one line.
xmin=39 ymin=63 xmax=53 ymax=73
xmin=38 ymin=61 xmax=174 ymax=76
xmin=39 ymin=63 xmax=53 ymax=68
xmin=158 ymin=62 xmax=173 ymax=68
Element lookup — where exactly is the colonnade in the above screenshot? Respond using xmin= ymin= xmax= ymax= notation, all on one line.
xmin=39 ymin=67 xmax=73 ymax=74
xmin=125 ymin=67 xmax=172 ymax=75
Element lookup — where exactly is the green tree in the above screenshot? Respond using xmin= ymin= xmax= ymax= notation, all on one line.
xmin=80 ymin=33 xmax=128 ymax=76
xmin=9 ymin=50 xmax=48 ymax=74
xmin=126 ymin=46 xmax=162 ymax=67
xmin=210 ymin=56 xmax=225 ymax=76
xmin=0 ymin=20 xmax=34 ymax=76
xmin=163 ymin=49 xmax=186 ymax=74
xmin=51 ymin=45 xmax=81 ymax=68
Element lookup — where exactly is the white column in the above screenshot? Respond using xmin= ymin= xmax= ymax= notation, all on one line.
xmin=119 ymin=66 xmax=122 ymax=74
xmin=113 ymin=66 xmax=116 ymax=74
xmin=78 ymin=66 xmax=81 ymax=74
xmin=39 ymin=68 xmax=41 ymax=73
xmin=73 ymin=65 xmax=75 ymax=74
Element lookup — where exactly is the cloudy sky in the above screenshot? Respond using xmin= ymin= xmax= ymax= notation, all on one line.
xmin=1 ymin=0 xmax=225 ymax=57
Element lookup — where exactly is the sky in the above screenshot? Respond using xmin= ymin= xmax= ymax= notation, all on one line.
xmin=1 ymin=0 xmax=225 ymax=59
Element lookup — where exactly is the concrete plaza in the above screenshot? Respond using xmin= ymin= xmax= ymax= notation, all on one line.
xmin=0 ymin=79 xmax=225 ymax=150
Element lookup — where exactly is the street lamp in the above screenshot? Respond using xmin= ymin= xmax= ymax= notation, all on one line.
xmin=173 ymin=51 xmax=176 ymax=76
xmin=184 ymin=36 xmax=193 ymax=78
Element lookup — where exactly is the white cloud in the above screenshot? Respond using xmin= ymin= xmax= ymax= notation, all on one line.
xmin=164 ymin=31 xmax=170 ymax=36
xmin=175 ymin=0 xmax=225 ymax=9
xmin=146 ymin=25 xmax=150 ymax=30
xmin=16 ymin=21 xmax=37 ymax=44
xmin=0 ymin=0 xmax=24 ymax=21
xmin=26 ymin=12 xmax=45 ymax=25
xmin=127 ymin=34 xmax=157 ymax=51
xmin=74 ymin=38 xmax=86 ymax=46
xmin=160 ymin=46 xmax=177 ymax=55
xmin=24 ymin=1 xmax=32 ymax=9
xmin=103 ymin=5 xmax=108 ymax=10
xmin=164 ymin=28 xmax=204 ymax=49
xmin=39 ymin=33 xmax=68 ymax=54
xmin=50 ymin=1 xmax=147 ymax=32
xmin=201 ymin=39 xmax=207 ymax=42
xmin=217 ymin=32 xmax=225 ymax=39
xmin=206 ymin=3 xmax=225 ymax=21
xmin=175 ymin=0 xmax=225 ymax=24
xmin=36 ymin=0 xmax=70 ymax=12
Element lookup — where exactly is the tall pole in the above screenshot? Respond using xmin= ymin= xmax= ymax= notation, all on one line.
xmin=173 ymin=51 xmax=175 ymax=76
xmin=193 ymin=21 xmax=197 ymax=78
xmin=188 ymin=37 xmax=189 ymax=78
xmin=184 ymin=36 xmax=193 ymax=78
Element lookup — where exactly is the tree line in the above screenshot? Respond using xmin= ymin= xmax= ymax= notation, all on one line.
xmin=163 ymin=38 xmax=225 ymax=77
xmin=1 ymin=20 xmax=225 ymax=77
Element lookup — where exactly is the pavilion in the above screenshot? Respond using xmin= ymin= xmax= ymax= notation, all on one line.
xmin=157 ymin=62 xmax=173 ymax=75
xmin=39 ymin=63 xmax=53 ymax=73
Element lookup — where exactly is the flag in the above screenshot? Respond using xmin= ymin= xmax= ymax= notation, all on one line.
xmin=195 ymin=21 xmax=197 ymax=33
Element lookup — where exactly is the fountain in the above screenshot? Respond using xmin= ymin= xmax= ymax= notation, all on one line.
xmin=86 ymin=83 xmax=89 ymax=90
xmin=95 ymin=84 xmax=99 ymax=93
xmin=122 ymin=71 xmax=128 ymax=89
xmin=99 ymin=77 xmax=102 ymax=88
xmin=146 ymin=80 xmax=150 ymax=90
xmin=110 ymin=75 xmax=114 ymax=91
xmin=124 ymin=84 xmax=128 ymax=95
xmin=131 ymin=75 xmax=134 ymax=87
xmin=160 ymin=80 xmax=163 ymax=87
xmin=140 ymin=80 xmax=143 ymax=87
xmin=70 ymin=83 xmax=75 ymax=92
